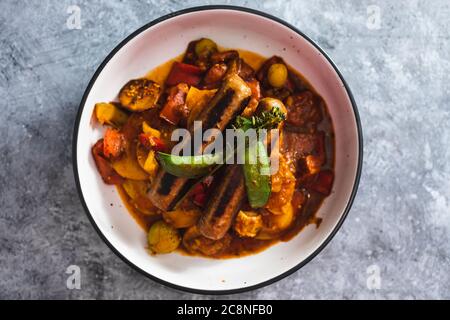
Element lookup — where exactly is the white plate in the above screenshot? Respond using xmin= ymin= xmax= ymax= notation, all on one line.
xmin=73 ymin=6 xmax=362 ymax=294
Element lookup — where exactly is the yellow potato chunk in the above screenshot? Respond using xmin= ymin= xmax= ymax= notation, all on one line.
xmin=94 ymin=102 xmax=128 ymax=127
xmin=234 ymin=210 xmax=263 ymax=238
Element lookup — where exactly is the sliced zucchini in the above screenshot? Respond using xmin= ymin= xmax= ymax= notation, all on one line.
xmin=119 ymin=78 xmax=161 ymax=112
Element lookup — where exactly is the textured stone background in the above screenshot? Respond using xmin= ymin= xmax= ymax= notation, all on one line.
xmin=1 ymin=0 xmax=449 ymax=299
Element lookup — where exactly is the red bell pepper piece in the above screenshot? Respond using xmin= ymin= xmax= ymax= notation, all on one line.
xmin=92 ymin=139 xmax=124 ymax=185
xmin=159 ymin=83 xmax=189 ymax=126
xmin=138 ymin=133 xmax=166 ymax=152
xmin=191 ymin=182 xmax=207 ymax=207
xmin=306 ymin=170 xmax=334 ymax=196
xmin=166 ymin=62 xmax=203 ymax=86
xmin=193 ymin=191 xmax=207 ymax=207
xmin=159 ymin=103 xmax=181 ymax=126
xmin=148 ymin=136 xmax=166 ymax=152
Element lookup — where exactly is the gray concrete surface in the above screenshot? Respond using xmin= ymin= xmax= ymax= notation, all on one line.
xmin=0 ymin=0 xmax=449 ymax=299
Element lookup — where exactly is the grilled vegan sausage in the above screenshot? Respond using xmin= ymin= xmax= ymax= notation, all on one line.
xmin=197 ymin=164 xmax=246 ymax=240
xmin=148 ymin=72 xmax=251 ymax=211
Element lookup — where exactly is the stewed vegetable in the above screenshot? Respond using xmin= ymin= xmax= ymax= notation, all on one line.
xmin=119 ymin=78 xmax=161 ymax=111
xmin=163 ymin=208 xmax=201 ymax=229
xmin=148 ymin=220 xmax=181 ymax=254
xmin=234 ymin=210 xmax=263 ymax=238
xmin=243 ymin=140 xmax=271 ymax=208
xmin=95 ymin=102 xmax=128 ymax=127
xmin=91 ymin=38 xmax=335 ymax=258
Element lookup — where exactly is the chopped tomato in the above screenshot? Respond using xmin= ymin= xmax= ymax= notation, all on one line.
xmin=159 ymin=83 xmax=190 ymax=126
xmin=103 ymin=128 xmax=125 ymax=159
xmin=149 ymin=136 xmax=165 ymax=152
xmin=166 ymin=62 xmax=203 ymax=87
xmin=285 ymin=91 xmax=322 ymax=127
xmin=291 ymin=190 xmax=306 ymax=211
xmin=304 ymin=155 xmax=322 ymax=175
xmin=138 ymin=133 xmax=151 ymax=148
xmin=139 ymin=133 xmax=166 ymax=152
xmin=203 ymin=63 xmax=227 ymax=86
xmin=92 ymin=139 xmax=124 ymax=185
xmin=193 ymin=192 xmax=207 ymax=207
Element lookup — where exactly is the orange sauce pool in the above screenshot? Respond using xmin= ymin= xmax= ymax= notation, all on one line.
xmin=145 ymin=54 xmax=181 ymax=84
xmin=116 ymin=48 xmax=334 ymax=259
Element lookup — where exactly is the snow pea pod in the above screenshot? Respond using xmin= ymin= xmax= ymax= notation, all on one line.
xmin=243 ymin=140 xmax=271 ymax=208
xmin=157 ymin=152 xmax=222 ymax=179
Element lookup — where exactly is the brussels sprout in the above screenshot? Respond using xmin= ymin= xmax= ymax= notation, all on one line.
xmin=194 ymin=38 xmax=218 ymax=59
xmin=147 ymin=221 xmax=180 ymax=254
xmin=119 ymin=78 xmax=161 ymax=112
